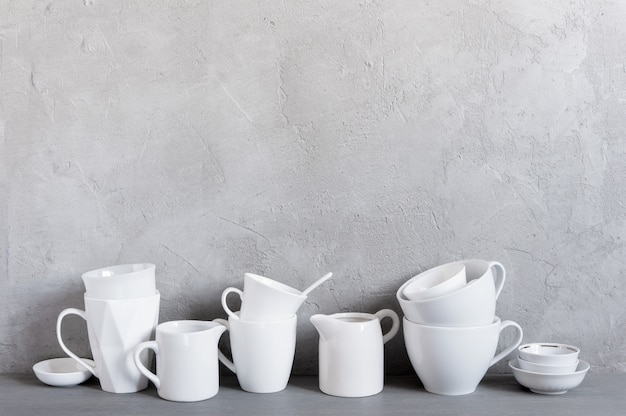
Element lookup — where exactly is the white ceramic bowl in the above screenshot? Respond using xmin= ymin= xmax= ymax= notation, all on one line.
xmin=81 ymin=263 xmax=156 ymax=300
xmin=508 ymin=359 xmax=590 ymax=395
xmin=402 ymin=264 xmax=466 ymax=301
xmin=518 ymin=343 xmax=580 ymax=365
xmin=517 ymin=356 xmax=579 ymax=374
xmin=33 ymin=357 xmax=94 ymax=387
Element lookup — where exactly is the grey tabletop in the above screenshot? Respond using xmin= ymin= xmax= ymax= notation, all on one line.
xmin=1 ymin=373 xmax=625 ymax=416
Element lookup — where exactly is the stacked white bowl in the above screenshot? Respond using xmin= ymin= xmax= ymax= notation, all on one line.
xmin=397 ymin=260 xmax=523 ymax=395
xmin=509 ymin=342 xmax=590 ymax=394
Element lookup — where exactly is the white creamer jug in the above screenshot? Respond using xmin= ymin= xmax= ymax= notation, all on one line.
xmin=310 ymin=309 xmax=400 ymax=397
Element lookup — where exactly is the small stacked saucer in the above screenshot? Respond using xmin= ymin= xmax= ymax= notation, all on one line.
xmin=509 ymin=342 xmax=590 ymax=395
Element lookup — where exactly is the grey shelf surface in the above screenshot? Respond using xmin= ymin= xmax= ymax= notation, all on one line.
xmin=1 ymin=373 xmax=625 ymax=416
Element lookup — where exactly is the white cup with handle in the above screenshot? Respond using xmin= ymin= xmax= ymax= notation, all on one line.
xmin=397 ymin=259 xmax=506 ymax=326
xmin=215 ymin=313 xmax=297 ymax=393
xmin=221 ymin=273 xmax=307 ymax=321
xmin=56 ymin=292 xmax=160 ymax=393
xmin=133 ymin=320 xmax=227 ymax=402
xmin=403 ymin=316 xmax=523 ymax=395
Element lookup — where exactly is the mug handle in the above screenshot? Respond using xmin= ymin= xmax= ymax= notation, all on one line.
xmin=489 ymin=261 xmax=506 ymax=300
xmin=374 ymin=309 xmax=400 ymax=344
xmin=220 ymin=288 xmax=242 ymax=320
xmin=214 ymin=318 xmax=236 ymax=374
xmin=56 ymin=308 xmax=98 ymax=377
xmin=133 ymin=341 xmax=160 ymax=389
xmin=489 ymin=320 xmax=523 ymax=367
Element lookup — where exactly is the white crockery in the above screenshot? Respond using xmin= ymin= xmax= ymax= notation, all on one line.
xmin=310 ymin=309 xmax=400 ymax=398
xmin=33 ymin=357 xmax=94 ymax=387
xmin=517 ymin=356 xmax=579 ymax=374
xmin=222 ymin=273 xmax=307 ymax=321
xmin=215 ymin=313 xmax=297 ymax=393
xmin=517 ymin=343 xmax=580 ymax=365
xmin=403 ymin=316 xmax=523 ymax=396
xmin=397 ymin=259 xmax=506 ymax=326
xmin=402 ymin=264 xmax=466 ymax=301
xmin=133 ymin=320 xmax=227 ymax=402
xmin=81 ymin=263 xmax=156 ymax=300
xmin=509 ymin=359 xmax=590 ymax=395
xmin=56 ymin=292 xmax=160 ymax=393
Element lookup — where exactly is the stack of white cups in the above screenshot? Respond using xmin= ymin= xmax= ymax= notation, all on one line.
xmin=56 ymin=264 xmax=160 ymax=394
xmin=397 ymin=259 xmax=524 ymax=396
xmin=218 ymin=273 xmax=307 ymax=393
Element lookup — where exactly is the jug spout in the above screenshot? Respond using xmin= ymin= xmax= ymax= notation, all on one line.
xmin=310 ymin=314 xmax=339 ymax=341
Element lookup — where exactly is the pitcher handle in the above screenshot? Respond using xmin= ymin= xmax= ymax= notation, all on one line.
xmin=489 ymin=261 xmax=506 ymax=300
xmin=214 ymin=318 xmax=236 ymax=373
xmin=56 ymin=308 xmax=98 ymax=377
xmin=489 ymin=320 xmax=523 ymax=367
xmin=374 ymin=309 xmax=400 ymax=344
xmin=133 ymin=341 xmax=160 ymax=389
xmin=221 ymin=288 xmax=242 ymax=320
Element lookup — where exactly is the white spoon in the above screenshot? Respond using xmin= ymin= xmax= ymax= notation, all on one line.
xmin=301 ymin=272 xmax=333 ymax=296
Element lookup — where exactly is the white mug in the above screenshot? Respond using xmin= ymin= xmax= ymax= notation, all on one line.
xmin=56 ymin=292 xmax=160 ymax=393
xmin=221 ymin=273 xmax=306 ymax=321
xmin=81 ymin=263 xmax=156 ymax=300
xmin=133 ymin=320 xmax=227 ymax=402
xmin=215 ymin=313 xmax=297 ymax=393
xmin=402 ymin=263 xmax=466 ymax=301
xmin=403 ymin=316 xmax=523 ymax=395
xmin=310 ymin=309 xmax=400 ymax=397
xmin=397 ymin=259 xmax=506 ymax=326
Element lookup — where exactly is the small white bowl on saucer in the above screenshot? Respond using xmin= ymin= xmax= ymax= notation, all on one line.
xmin=508 ymin=359 xmax=590 ymax=395
xmin=33 ymin=357 xmax=94 ymax=387
xmin=517 ymin=356 xmax=579 ymax=374
xmin=517 ymin=342 xmax=580 ymax=365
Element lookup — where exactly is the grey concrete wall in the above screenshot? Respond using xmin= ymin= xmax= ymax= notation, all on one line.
xmin=1 ymin=0 xmax=625 ymax=375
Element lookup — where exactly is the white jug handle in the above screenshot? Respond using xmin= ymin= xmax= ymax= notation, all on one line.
xmin=221 ymin=288 xmax=242 ymax=320
xmin=133 ymin=341 xmax=160 ymax=389
xmin=489 ymin=320 xmax=523 ymax=367
xmin=214 ymin=318 xmax=236 ymax=374
xmin=56 ymin=308 xmax=98 ymax=377
xmin=375 ymin=309 xmax=400 ymax=344
xmin=489 ymin=261 xmax=506 ymax=300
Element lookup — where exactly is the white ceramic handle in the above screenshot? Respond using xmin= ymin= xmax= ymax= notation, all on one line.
xmin=220 ymin=287 xmax=242 ymax=320
xmin=133 ymin=341 xmax=160 ymax=389
xmin=489 ymin=261 xmax=506 ymax=300
xmin=56 ymin=308 xmax=97 ymax=377
xmin=375 ymin=309 xmax=400 ymax=344
xmin=489 ymin=320 xmax=523 ymax=367
xmin=214 ymin=318 xmax=236 ymax=374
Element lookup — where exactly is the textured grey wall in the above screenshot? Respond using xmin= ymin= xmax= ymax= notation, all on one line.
xmin=1 ymin=1 xmax=625 ymax=375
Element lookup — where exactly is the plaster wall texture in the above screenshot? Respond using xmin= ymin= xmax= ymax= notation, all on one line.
xmin=1 ymin=1 xmax=625 ymax=375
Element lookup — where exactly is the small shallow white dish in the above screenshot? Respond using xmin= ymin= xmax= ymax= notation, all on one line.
xmin=508 ymin=359 xmax=589 ymax=395
xmin=33 ymin=357 xmax=94 ymax=387
xmin=517 ymin=356 xmax=579 ymax=374
xmin=518 ymin=342 xmax=580 ymax=365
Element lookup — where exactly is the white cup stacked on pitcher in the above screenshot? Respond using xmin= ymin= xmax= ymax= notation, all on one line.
xmin=217 ymin=273 xmax=309 ymax=393
xmin=397 ymin=259 xmax=523 ymax=396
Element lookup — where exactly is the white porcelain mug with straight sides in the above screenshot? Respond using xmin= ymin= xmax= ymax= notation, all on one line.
xmin=221 ymin=273 xmax=307 ymax=321
xmin=310 ymin=309 xmax=400 ymax=397
xmin=81 ymin=263 xmax=156 ymax=300
xmin=133 ymin=320 xmax=227 ymax=402
xmin=403 ymin=316 xmax=523 ymax=395
xmin=397 ymin=259 xmax=506 ymax=326
xmin=56 ymin=292 xmax=160 ymax=393
xmin=215 ymin=313 xmax=297 ymax=393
